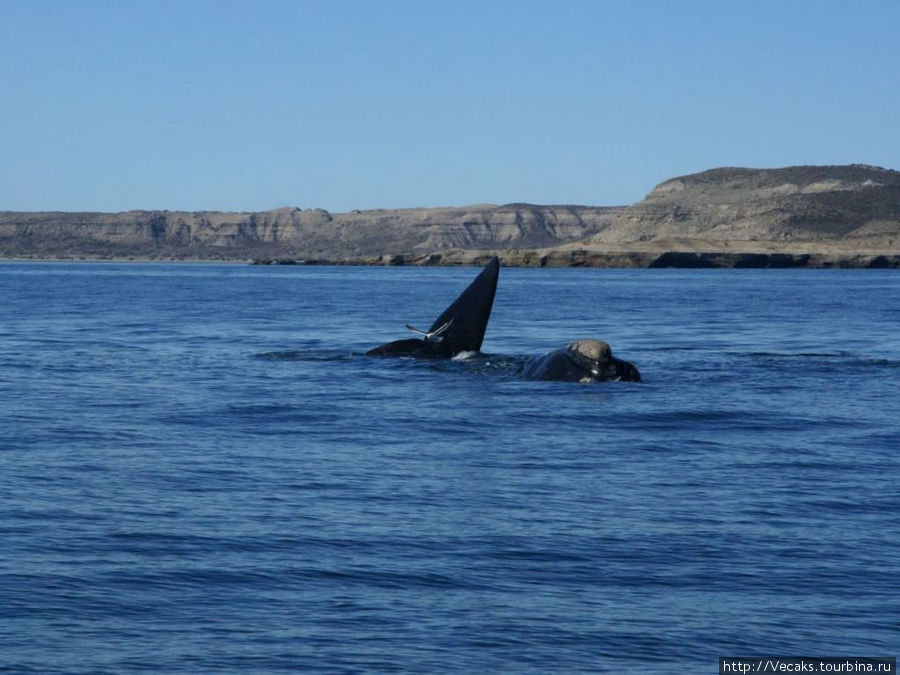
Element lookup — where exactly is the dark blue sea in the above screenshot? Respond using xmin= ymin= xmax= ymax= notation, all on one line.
xmin=1 ymin=262 xmax=898 ymax=673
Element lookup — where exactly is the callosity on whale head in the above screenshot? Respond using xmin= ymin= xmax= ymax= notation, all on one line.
xmin=522 ymin=338 xmax=641 ymax=383
xmin=366 ymin=256 xmax=500 ymax=359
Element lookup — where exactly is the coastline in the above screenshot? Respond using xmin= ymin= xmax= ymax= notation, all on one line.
xmin=251 ymin=247 xmax=900 ymax=268
xmin=4 ymin=245 xmax=898 ymax=269
xmin=3 ymin=164 xmax=897 ymax=268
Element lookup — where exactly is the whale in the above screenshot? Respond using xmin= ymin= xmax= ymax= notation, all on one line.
xmin=366 ymin=256 xmax=500 ymax=359
xmin=365 ymin=258 xmax=641 ymax=382
xmin=522 ymin=339 xmax=641 ymax=383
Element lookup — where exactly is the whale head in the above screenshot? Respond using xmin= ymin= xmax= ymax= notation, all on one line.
xmin=523 ymin=338 xmax=641 ymax=382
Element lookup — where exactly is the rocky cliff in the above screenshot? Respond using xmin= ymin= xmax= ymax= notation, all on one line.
xmin=591 ymin=164 xmax=900 ymax=249
xmin=2 ymin=164 xmax=898 ymax=266
xmin=0 ymin=204 xmax=621 ymax=261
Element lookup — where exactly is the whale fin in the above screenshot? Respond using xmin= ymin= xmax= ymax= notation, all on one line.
xmin=424 ymin=256 xmax=499 ymax=355
xmin=366 ymin=256 xmax=500 ymax=358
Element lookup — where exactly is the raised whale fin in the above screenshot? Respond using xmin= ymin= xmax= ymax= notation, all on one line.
xmin=366 ymin=256 xmax=500 ymax=358
xmin=424 ymin=256 xmax=499 ymax=355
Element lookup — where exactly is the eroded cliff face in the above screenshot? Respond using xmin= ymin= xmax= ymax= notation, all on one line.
xmin=0 ymin=208 xmax=337 ymax=258
xmin=332 ymin=204 xmax=620 ymax=255
xmin=591 ymin=164 xmax=900 ymax=248
xmin=2 ymin=165 xmax=899 ymax=263
xmin=0 ymin=204 xmax=622 ymax=259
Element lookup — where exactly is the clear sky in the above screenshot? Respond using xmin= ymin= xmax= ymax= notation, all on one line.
xmin=1 ymin=0 xmax=898 ymax=213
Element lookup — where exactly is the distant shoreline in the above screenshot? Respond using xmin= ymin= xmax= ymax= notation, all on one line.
xmin=3 ymin=247 xmax=898 ymax=269
xmin=3 ymin=165 xmax=897 ymax=266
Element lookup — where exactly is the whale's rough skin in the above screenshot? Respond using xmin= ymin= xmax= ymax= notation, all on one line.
xmin=523 ymin=339 xmax=641 ymax=383
xmin=366 ymin=257 xmax=500 ymax=358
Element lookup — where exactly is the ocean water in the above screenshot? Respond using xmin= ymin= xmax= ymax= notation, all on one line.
xmin=1 ymin=262 xmax=898 ymax=674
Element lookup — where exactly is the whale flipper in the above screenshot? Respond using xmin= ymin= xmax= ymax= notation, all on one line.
xmin=405 ymin=318 xmax=454 ymax=343
xmin=367 ymin=257 xmax=500 ymax=358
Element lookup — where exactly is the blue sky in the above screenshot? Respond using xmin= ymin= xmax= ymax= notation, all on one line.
xmin=1 ymin=0 xmax=898 ymax=212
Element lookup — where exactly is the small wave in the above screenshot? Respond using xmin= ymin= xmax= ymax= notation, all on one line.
xmin=255 ymin=349 xmax=358 ymax=362
xmin=307 ymin=566 xmax=489 ymax=591
xmin=637 ymin=345 xmax=706 ymax=353
xmin=743 ymin=350 xmax=853 ymax=359
xmin=743 ymin=350 xmax=900 ymax=368
xmin=444 ymin=352 xmax=529 ymax=378
xmin=857 ymin=357 xmax=900 ymax=367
